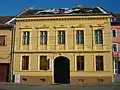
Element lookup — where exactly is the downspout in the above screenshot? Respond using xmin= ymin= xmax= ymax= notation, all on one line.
xmin=9 ymin=25 xmax=16 ymax=83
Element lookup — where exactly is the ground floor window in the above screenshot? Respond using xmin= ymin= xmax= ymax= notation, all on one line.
xmin=77 ymin=56 xmax=84 ymax=71
xmin=96 ymin=56 xmax=104 ymax=71
xmin=40 ymin=56 xmax=49 ymax=70
xmin=22 ymin=56 xmax=29 ymax=70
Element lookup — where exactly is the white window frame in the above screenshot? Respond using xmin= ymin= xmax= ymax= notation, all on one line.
xmin=58 ymin=30 xmax=65 ymax=44
xmin=76 ymin=30 xmax=84 ymax=44
xmin=40 ymin=31 xmax=47 ymax=45
xmin=113 ymin=43 xmax=118 ymax=52
xmin=23 ymin=31 xmax=30 ymax=45
xmin=112 ymin=29 xmax=117 ymax=37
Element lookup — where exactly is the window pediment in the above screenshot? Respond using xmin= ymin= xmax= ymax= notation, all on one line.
xmin=19 ymin=26 xmax=32 ymax=29
xmin=71 ymin=24 xmax=85 ymax=28
xmin=54 ymin=25 xmax=67 ymax=28
xmin=36 ymin=25 xmax=49 ymax=29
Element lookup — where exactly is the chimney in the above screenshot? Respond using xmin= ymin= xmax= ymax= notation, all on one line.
xmin=24 ymin=7 xmax=33 ymax=11
xmin=76 ymin=4 xmax=83 ymax=8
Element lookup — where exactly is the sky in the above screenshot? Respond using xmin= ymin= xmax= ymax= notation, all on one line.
xmin=0 ymin=0 xmax=120 ymax=16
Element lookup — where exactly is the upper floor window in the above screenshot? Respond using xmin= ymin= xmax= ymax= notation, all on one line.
xmin=112 ymin=29 xmax=117 ymax=37
xmin=23 ymin=31 xmax=29 ymax=45
xmin=40 ymin=56 xmax=49 ymax=70
xmin=95 ymin=29 xmax=103 ymax=44
xmin=113 ymin=43 xmax=118 ymax=52
xmin=96 ymin=56 xmax=104 ymax=71
xmin=22 ymin=56 xmax=29 ymax=70
xmin=58 ymin=31 xmax=65 ymax=44
xmin=40 ymin=31 xmax=47 ymax=45
xmin=0 ymin=36 xmax=6 ymax=46
xmin=76 ymin=30 xmax=84 ymax=44
xmin=77 ymin=56 xmax=84 ymax=71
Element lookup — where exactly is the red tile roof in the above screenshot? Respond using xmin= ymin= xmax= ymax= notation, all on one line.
xmin=0 ymin=16 xmax=14 ymax=25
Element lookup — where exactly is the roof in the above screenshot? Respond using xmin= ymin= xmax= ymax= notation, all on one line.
xmin=0 ymin=24 xmax=13 ymax=28
xmin=113 ymin=14 xmax=120 ymax=18
xmin=17 ymin=6 xmax=110 ymax=18
xmin=0 ymin=16 xmax=14 ymax=25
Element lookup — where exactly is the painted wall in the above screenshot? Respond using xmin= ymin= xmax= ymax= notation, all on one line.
xmin=14 ymin=15 xmax=113 ymax=84
xmin=0 ymin=28 xmax=12 ymax=63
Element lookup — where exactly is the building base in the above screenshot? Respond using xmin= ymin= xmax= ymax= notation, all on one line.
xmin=19 ymin=76 xmax=113 ymax=85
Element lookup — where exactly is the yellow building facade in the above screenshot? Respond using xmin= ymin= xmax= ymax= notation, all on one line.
xmin=14 ymin=7 xmax=113 ymax=84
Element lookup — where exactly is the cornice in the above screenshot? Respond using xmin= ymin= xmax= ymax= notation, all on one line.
xmin=16 ymin=17 xmax=109 ymax=22
xmin=14 ymin=50 xmax=111 ymax=53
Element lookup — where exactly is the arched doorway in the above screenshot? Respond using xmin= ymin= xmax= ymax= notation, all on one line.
xmin=54 ymin=56 xmax=70 ymax=84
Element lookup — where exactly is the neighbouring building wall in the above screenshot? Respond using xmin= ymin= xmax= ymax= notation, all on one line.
xmin=0 ymin=27 xmax=12 ymax=81
xmin=111 ymin=24 xmax=120 ymax=74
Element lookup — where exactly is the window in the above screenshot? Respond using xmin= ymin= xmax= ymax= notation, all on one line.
xmin=96 ymin=56 xmax=104 ymax=71
xmin=95 ymin=30 xmax=103 ymax=44
xmin=77 ymin=56 xmax=84 ymax=71
xmin=0 ymin=36 xmax=6 ymax=46
xmin=113 ymin=44 xmax=118 ymax=52
xmin=23 ymin=31 xmax=30 ymax=45
xmin=58 ymin=31 xmax=65 ymax=44
xmin=40 ymin=56 xmax=49 ymax=70
xmin=112 ymin=30 xmax=117 ymax=37
xmin=40 ymin=31 xmax=47 ymax=45
xmin=76 ymin=30 xmax=84 ymax=44
xmin=22 ymin=56 xmax=29 ymax=70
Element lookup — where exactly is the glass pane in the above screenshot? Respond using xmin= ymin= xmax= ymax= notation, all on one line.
xmin=76 ymin=30 xmax=84 ymax=44
xmin=77 ymin=56 xmax=84 ymax=71
xmin=40 ymin=56 xmax=49 ymax=70
xmin=22 ymin=56 xmax=29 ymax=70
xmin=95 ymin=30 xmax=103 ymax=44
xmin=58 ymin=31 xmax=65 ymax=44
xmin=40 ymin=31 xmax=47 ymax=44
xmin=96 ymin=56 xmax=103 ymax=71
xmin=23 ymin=32 xmax=29 ymax=45
xmin=0 ymin=36 xmax=5 ymax=46
xmin=113 ymin=44 xmax=117 ymax=52
xmin=112 ymin=30 xmax=116 ymax=37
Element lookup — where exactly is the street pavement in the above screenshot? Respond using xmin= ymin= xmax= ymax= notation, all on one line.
xmin=0 ymin=83 xmax=120 ymax=90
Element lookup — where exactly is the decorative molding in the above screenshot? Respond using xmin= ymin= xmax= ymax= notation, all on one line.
xmin=71 ymin=24 xmax=85 ymax=28
xmin=19 ymin=26 xmax=32 ymax=29
xmin=36 ymin=25 xmax=49 ymax=29
xmin=90 ymin=24 xmax=104 ymax=28
xmin=54 ymin=25 xmax=67 ymax=28
xmin=90 ymin=24 xmax=104 ymax=30
xmin=16 ymin=17 xmax=109 ymax=22
xmin=14 ymin=50 xmax=111 ymax=53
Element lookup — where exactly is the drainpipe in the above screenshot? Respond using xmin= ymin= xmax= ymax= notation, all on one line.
xmin=9 ymin=25 xmax=16 ymax=83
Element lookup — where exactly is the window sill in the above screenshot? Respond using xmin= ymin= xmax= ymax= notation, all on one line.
xmin=96 ymin=70 xmax=104 ymax=71
xmin=76 ymin=70 xmax=84 ymax=71
xmin=22 ymin=44 xmax=29 ymax=46
xmin=76 ymin=44 xmax=84 ymax=45
xmin=58 ymin=44 xmax=65 ymax=45
xmin=94 ymin=44 xmax=103 ymax=45
xmin=20 ymin=70 xmax=51 ymax=72
xmin=0 ymin=45 xmax=7 ymax=46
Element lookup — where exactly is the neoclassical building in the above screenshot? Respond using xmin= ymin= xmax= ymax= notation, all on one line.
xmin=14 ymin=6 xmax=113 ymax=84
